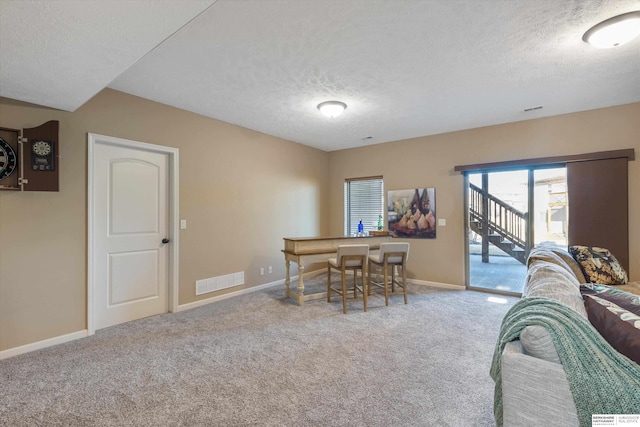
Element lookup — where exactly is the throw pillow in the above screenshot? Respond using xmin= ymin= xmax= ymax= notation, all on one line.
xmin=568 ymin=245 xmax=628 ymax=285
xmin=581 ymin=283 xmax=640 ymax=312
xmin=580 ymin=284 xmax=640 ymax=364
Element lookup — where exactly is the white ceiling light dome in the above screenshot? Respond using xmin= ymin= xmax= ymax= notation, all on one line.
xmin=583 ymin=11 xmax=640 ymax=48
xmin=317 ymin=101 xmax=347 ymax=118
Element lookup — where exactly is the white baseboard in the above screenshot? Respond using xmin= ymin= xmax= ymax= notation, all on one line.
xmin=408 ymin=278 xmax=465 ymax=290
xmin=176 ymin=280 xmax=280 ymax=312
xmin=0 ymin=270 xmax=449 ymax=360
xmin=176 ymin=269 xmax=324 ymax=312
xmin=0 ymin=330 xmax=88 ymax=360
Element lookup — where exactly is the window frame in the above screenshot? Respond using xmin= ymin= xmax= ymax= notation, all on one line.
xmin=344 ymin=176 xmax=384 ymax=236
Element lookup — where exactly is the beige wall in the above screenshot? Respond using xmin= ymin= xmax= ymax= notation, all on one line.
xmin=0 ymin=89 xmax=330 ymax=351
xmin=1 ymin=91 xmax=638 ymax=353
xmin=328 ymin=103 xmax=640 ymax=286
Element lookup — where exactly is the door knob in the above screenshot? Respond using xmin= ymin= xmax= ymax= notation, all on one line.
xmin=162 ymin=238 xmax=170 ymax=244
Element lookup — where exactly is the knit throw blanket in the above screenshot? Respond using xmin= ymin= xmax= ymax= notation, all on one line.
xmin=490 ymin=297 xmax=640 ymax=427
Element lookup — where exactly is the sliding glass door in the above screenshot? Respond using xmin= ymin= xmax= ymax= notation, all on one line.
xmin=467 ymin=166 xmax=567 ymax=295
xmin=533 ymin=168 xmax=568 ymax=249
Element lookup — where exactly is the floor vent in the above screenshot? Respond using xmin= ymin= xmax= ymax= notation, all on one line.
xmin=195 ymin=272 xmax=244 ymax=295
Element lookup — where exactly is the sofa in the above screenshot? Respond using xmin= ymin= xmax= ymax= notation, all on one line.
xmin=492 ymin=245 xmax=640 ymax=427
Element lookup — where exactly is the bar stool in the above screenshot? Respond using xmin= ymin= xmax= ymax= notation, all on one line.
xmin=327 ymin=244 xmax=369 ymax=314
xmin=368 ymin=242 xmax=410 ymax=306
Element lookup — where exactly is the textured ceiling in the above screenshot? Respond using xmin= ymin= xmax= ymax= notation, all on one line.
xmin=2 ymin=0 xmax=639 ymax=152
xmin=0 ymin=0 xmax=214 ymax=111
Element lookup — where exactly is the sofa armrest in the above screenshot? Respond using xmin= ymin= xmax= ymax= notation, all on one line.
xmin=501 ymin=341 xmax=579 ymax=427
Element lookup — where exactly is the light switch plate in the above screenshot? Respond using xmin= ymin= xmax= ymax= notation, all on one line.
xmin=180 ymin=219 xmax=187 ymax=229
xmin=438 ymin=218 xmax=446 ymax=226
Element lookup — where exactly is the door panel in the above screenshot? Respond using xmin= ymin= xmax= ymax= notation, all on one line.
xmin=94 ymin=142 xmax=169 ymax=330
xmin=110 ymin=160 xmax=159 ymax=235
xmin=109 ymin=250 xmax=159 ymax=305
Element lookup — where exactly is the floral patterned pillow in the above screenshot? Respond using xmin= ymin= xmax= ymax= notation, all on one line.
xmin=569 ymin=245 xmax=628 ymax=285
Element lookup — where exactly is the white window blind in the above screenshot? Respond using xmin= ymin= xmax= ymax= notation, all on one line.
xmin=344 ymin=177 xmax=384 ymax=236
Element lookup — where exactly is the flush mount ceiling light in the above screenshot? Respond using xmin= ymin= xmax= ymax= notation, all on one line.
xmin=317 ymin=101 xmax=347 ymax=118
xmin=582 ymin=11 xmax=640 ymax=48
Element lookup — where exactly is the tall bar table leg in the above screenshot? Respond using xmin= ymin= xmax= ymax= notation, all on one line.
xmin=297 ymin=262 xmax=305 ymax=306
xmin=285 ymin=259 xmax=291 ymax=298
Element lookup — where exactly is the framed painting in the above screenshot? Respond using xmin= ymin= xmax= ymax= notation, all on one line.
xmin=388 ymin=188 xmax=436 ymax=238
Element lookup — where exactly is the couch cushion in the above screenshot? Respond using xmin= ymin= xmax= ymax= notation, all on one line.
xmin=520 ymin=325 xmax=561 ymax=363
xmin=520 ymin=261 xmax=588 ymax=363
xmin=580 ymin=284 xmax=640 ymax=364
xmin=618 ymin=281 xmax=640 ymax=296
xmin=548 ymin=247 xmax=587 ymax=284
xmin=524 ymin=261 xmax=588 ymax=318
xmin=569 ymin=245 xmax=628 ymax=285
xmin=527 ymin=245 xmax=586 ymax=284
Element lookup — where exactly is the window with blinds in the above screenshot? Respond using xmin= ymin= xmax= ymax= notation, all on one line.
xmin=344 ymin=177 xmax=384 ymax=236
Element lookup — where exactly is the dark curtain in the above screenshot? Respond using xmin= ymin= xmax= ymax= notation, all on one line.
xmin=567 ymin=157 xmax=629 ymax=273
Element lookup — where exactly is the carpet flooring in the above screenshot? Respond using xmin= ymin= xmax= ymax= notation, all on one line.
xmin=0 ymin=274 xmax=517 ymax=426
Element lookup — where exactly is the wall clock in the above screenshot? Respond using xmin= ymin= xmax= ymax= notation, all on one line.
xmin=0 ymin=136 xmax=18 ymax=180
xmin=31 ymin=139 xmax=55 ymax=171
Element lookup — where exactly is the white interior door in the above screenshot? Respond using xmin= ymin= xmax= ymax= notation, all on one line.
xmin=92 ymin=139 xmax=170 ymax=330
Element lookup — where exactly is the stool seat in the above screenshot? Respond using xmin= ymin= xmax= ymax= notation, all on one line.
xmin=327 ymin=244 xmax=369 ymax=314
xmin=368 ymin=242 xmax=410 ymax=306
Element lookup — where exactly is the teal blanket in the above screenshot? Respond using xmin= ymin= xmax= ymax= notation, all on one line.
xmin=490 ymin=297 xmax=640 ymax=427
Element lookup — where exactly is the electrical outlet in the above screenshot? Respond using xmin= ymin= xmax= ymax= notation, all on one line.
xmin=268 ymin=266 xmax=272 ymax=274
xmin=260 ymin=267 xmax=264 ymax=276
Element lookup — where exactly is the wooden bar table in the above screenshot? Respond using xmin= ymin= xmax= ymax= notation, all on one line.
xmin=283 ymin=235 xmax=391 ymax=306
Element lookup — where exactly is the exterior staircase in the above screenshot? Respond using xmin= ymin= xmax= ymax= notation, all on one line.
xmin=469 ymin=183 xmax=529 ymax=265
